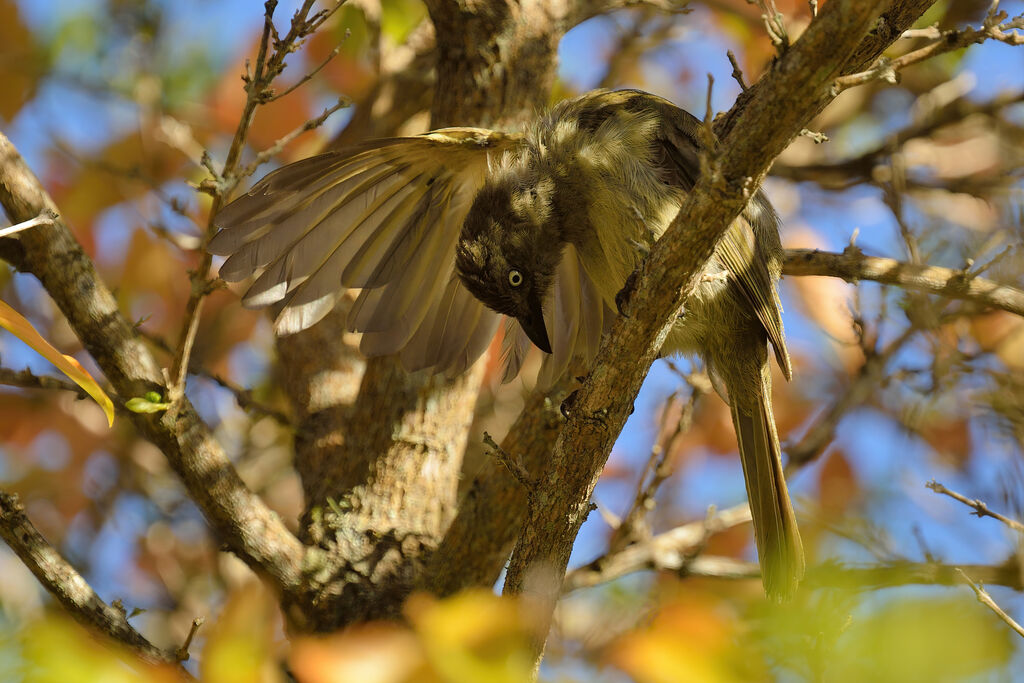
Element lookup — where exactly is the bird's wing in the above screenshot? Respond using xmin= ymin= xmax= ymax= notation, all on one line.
xmin=642 ymin=91 xmax=792 ymax=379
xmin=210 ymin=128 xmax=522 ymax=374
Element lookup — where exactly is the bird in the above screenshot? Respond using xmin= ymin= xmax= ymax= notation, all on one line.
xmin=210 ymin=88 xmax=805 ymax=599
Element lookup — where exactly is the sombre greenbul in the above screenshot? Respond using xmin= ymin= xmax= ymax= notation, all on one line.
xmin=210 ymin=88 xmax=805 ymax=600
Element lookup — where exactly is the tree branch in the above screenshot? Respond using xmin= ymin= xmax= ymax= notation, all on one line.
xmin=563 ymin=504 xmax=753 ymax=591
xmin=782 ymin=248 xmax=1024 ymax=318
xmin=833 ymin=6 xmax=1024 ymax=94
xmin=0 ymin=491 xmax=191 ymax=676
xmin=0 ymin=133 xmax=305 ymax=600
xmin=502 ymin=0 xmax=936 ymax=665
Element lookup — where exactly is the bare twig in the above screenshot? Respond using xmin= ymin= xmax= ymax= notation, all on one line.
xmin=957 ymin=568 xmax=1024 ymax=640
xmin=608 ymin=373 xmax=709 ymax=553
xmin=833 ymin=8 xmax=1024 ymax=94
xmin=750 ymin=0 xmax=790 ymax=52
xmin=927 ymin=481 xmax=1024 ymax=533
xmin=786 ymin=322 xmax=921 ymax=468
xmin=0 ymin=209 xmax=57 ymax=238
xmin=0 ymin=365 xmax=101 ymax=399
xmin=0 ymin=492 xmax=192 ymax=676
xmin=235 ymin=97 xmax=352 ymax=182
xmin=170 ymin=0 xmax=348 ymax=407
xmin=772 ymin=90 xmax=1024 ymax=190
xmin=782 ymin=248 xmax=1024 ymax=319
xmin=564 ymin=504 xmax=753 ymax=591
xmin=174 ymin=617 xmax=205 ymax=662
xmin=267 ymin=40 xmax=344 ymax=103
xmin=726 ymin=50 xmax=747 ymax=91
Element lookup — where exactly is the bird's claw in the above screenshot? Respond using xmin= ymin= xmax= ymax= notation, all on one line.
xmin=616 ymin=268 xmax=641 ymax=317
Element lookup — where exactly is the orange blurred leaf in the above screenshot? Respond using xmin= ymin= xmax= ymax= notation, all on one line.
xmin=0 ymin=0 xmax=40 ymax=120
xmin=290 ymin=625 xmax=427 ymax=683
xmin=818 ymin=448 xmax=859 ymax=517
xmin=608 ymin=599 xmax=756 ymax=683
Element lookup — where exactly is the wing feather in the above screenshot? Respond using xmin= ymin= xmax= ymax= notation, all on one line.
xmin=212 ymin=129 xmax=523 ymax=375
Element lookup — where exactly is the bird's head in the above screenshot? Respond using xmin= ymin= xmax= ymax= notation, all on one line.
xmin=456 ymin=173 xmax=562 ymax=354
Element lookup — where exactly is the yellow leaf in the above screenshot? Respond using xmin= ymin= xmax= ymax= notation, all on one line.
xmin=200 ymin=582 xmax=282 ymax=683
xmin=406 ymin=590 xmax=535 ymax=683
xmin=21 ymin=615 xmax=180 ymax=683
xmin=0 ymin=299 xmax=114 ymax=426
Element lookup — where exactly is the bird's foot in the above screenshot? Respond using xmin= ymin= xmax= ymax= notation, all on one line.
xmin=616 ymin=268 xmax=642 ymax=317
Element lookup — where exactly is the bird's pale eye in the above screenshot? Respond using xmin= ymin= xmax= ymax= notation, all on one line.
xmin=508 ymin=269 xmax=523 ymax=287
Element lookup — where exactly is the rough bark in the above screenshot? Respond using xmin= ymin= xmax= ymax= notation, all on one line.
xmin=287 ymin=0 xmax=570 ymax=630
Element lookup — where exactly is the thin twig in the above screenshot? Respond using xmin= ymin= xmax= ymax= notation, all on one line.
xmin=564 ymin=504 xmax=752 ymax=591
xmin=174 ymin=617 xmax=205 ymax=662
xmin=268 ymin=41 xmax=344 ymax=103
xmin=608 ymin=373 xmax=708 ymax=553
xmin=957 ymin=568 xmax=1024 ymax=639
xmin=0 ymin=209 xmax=58 ymax=238
xmin=833 ymin=8 xmax=1024 ymax=95
xmin=786 ymin=322 xmax=921 ymax=469
xmin=927 ymin=480 xmax=1024 ymax=533
xmin=726 ymin=50 xmax=747 ymax=91
xmin=236 ymin=97 xmax=352 ymax=182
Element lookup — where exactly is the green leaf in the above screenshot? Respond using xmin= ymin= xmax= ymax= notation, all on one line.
xmin=125 ymin=397 xmax=171 ymax=414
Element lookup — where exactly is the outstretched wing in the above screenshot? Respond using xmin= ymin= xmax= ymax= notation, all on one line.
xmin=210 ymin=128 xmax=522 ymax=374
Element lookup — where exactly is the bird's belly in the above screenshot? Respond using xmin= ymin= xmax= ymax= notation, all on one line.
xmin=579 ymin=194 xmax=740 ymax=360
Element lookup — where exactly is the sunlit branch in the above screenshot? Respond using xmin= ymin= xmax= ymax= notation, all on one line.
xmin=927 ymin=480 xmax=1024 ymax=534
xmin=782 ymin=248 xmax=1024 ymax=319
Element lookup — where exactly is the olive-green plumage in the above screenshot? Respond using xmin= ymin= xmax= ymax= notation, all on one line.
xmin=211 ymin=89 xmax=804 ymax=599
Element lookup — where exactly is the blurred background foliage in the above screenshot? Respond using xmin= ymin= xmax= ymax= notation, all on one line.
xmin=0 ymin=0 xmax=1023 ymax=680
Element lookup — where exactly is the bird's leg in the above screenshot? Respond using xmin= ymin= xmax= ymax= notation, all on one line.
xmin=560 ymin=389 xmax=579 ymax=418
xmin=616 ymin=268 xmax=641 ymax=317
xmin=617 ymin=207 xmax=658 ymax=317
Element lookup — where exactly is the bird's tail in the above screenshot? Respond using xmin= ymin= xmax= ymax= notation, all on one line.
xmin=727 ymin=362 xmax=805 ymax=601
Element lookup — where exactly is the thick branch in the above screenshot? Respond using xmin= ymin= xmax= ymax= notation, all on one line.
xmin=783 ymin=248 xmax=1024 ymax=318
xmin=502 ymin=0 xmax=935 ymax=663
xmin=0 ymin=132 xmax=305 ymax=598
xmin=0 ymin=491 xmax=187 ymax=674
xmin=425 ymin=384 xmax=567 ymax=595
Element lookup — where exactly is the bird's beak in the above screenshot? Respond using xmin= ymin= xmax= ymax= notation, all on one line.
xmin=520 ymin=290 xmax=552 ymax=354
